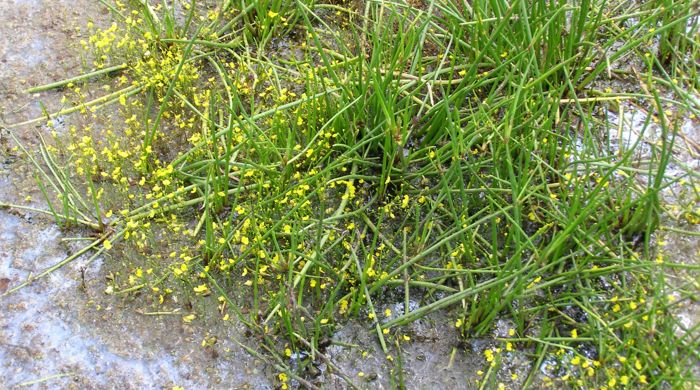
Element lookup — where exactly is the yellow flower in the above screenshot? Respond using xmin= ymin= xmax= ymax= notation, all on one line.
xmin=268 ymin=10 xmax=279 ymax=18
xmin=103 ymin=239 xmax=113 ymax=250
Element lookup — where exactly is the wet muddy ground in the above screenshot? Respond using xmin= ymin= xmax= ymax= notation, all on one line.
xmin=1 ymin=1 xmax=698 ymax=389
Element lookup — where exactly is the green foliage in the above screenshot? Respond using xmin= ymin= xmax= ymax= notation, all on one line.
xmin=5 ymin=0 xmax=700 ymax=387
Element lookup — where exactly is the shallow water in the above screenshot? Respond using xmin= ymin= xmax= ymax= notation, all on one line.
xmin=606 ymin=99 xmax=700 ymax=375
xmin=0 ymin=207 xmax=272 ymax=388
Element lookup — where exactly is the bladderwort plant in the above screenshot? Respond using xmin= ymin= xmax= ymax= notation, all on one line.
xmin=2 ymin=0 xmax=699 ymax=388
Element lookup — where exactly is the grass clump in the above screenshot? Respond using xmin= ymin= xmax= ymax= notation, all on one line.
xmin=3 ymin=0 xmax=700 ymax=387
